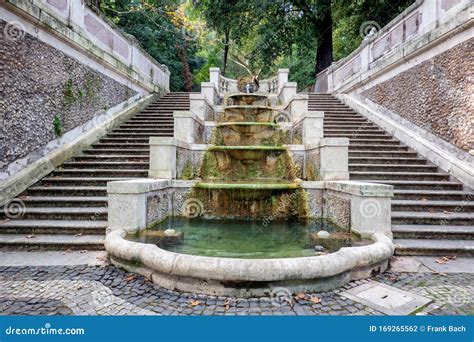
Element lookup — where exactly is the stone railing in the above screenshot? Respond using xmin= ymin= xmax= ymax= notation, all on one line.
xmin=2 ymin=0 xmax=170 ymax=93
xmin=314 ymin=0 xmax=471 ymax=93
xmin=209 ymin=68 xmax=289 ymax=94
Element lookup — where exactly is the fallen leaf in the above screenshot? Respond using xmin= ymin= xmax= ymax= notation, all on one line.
xmin=295 ymin=292 xmax=305 ymax=300
xmin=75 ymin=233 xmax=83 ymax=237
xmin=190 ymin=300 xmax=200 ymax=307
xmin=124 ymin=274 xmax=137 ymax=282
xmin=435 ymin=255 xmax=457 ymax=264
xmin=26 ymin=235 xmax=36 ymax=239
xmin=224 ymin=299 xmax=231 ymax=306
xmin=309 ymin=297 xmax=321 ymax=304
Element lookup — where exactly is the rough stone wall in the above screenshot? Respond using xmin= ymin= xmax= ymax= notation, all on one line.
xmin=362 ymin=38 xmax=473 ymax=152
xmin=0 ymin=19 xmax=137 ymax=171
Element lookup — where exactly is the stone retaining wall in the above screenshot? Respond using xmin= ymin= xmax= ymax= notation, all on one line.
xmin=0 ymin=20 xmax=136 ymax=176
xmin=362 ymin=38 xmax=473 ymax=152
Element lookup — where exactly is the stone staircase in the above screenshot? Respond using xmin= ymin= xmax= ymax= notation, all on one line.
xmin=309 ymin=93 xmax=474 ymax=256
xmin=0 ymin=93 xmax=190 ymax=251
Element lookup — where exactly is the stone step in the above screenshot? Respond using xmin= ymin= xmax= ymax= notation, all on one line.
xmin=349 ymin=157 xmax=426 ymax=165
xmin=350 ymin=172 xmax=450 ymax=181
xmin=392 ymin=225 xmax=474 ymax=240
xmin=349 ymin=164 xmax=438 ymax=172
xmin=348 ymin=144 xmax=409 ymax=151
xmin=392 ymin=200 xmax=474 ymax=213
xmin=0 ymin=207 xmax=108 ymax=221
xmin=348 ymin=139 xmax=401 ymax=145
xmin=40 ymin=177 xmax=126 ymax=186
xmin=113 ymin=128 xmax=173 ymax=133
xmin=394 ymin=239 xmax=474 ymax=256
xmin=349 ymin=151 xmax=418 ymax=157
xmin=27 ymin=186 xmax=107 ymax=197
xmin=83 ymin=148 xmax=149 ymax=155
xmin=0 ymin=220 xmax=107 ymax=234
xmin=324 ymin=128 xmax=384 ymax=133
xmin=51 ymin=169 xmax=148 ymax=177
xmin=91 ymin=143 xmax=150 ymax=149
xmin=324 ymin=119 xmax=368 ymax=124
xmin=98 ymin=138 xmax=161 ymax=144
xmin=324 ymin=124 xmax=377 ymax=129
xmin=393 ymin=190 xmax=473 ymax=201
xmin=356 ymin=180 xmax=463 ymax=190
xmin=107 ymin=132 xmax=173 ymax=137
xmin=73 ymin=155 xmax=149 ymax=162
xmin=16 ymin=196 xmax=107 ymax=207
xmin=392 ymin=211 xmax=474 ymax=225
xmin=62 ymin=161 xmax=149 ymax=170
xmin=326 ymin=133 xmax=390 ymax=138
xmin=0 ymin=234 xmax=105 ymax=251
xmin=118 ymin=122 xmax=174 ymax=126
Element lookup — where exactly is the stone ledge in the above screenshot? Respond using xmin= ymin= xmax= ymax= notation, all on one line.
xmin=149 ymin=137 xmax=189 ymax=149
xmin=326 ymin=181 xmax=394 ymax=197
xmin=107 ymin=179 xmax=171 ymax=195
xmin=173 ymin=110 xmax=205 ymax=126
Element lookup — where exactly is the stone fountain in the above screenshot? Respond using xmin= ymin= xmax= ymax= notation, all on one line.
xmin=105 ymin=69 xmax=394 ymax=297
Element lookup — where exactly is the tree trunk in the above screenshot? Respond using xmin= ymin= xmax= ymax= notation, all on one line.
xmin=222 ymin=29 xmax=230 ymax=76
xmin=315 ymin=1 xmax=333 ymax=76
xmin=178 ymin=42 xmax=193 ymax=92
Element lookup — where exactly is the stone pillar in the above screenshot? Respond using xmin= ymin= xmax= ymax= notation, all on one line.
xmin=149 ymin=137 xmax=182 ymax=179
xmin=279 ymin=82 xmax=297 ymax=104
xmin=209 ymin=67 xmax=221 ymax=88
xmin=174 ymin=111 xmax=203 ymax=144
xmin=326 ymin=181 xmax=394 ymax=238
xmin=301 ymin=111 xmax=324 ymax=145
xmin=107 ymin=179 xmax=171 ymax=233
xmin=277 ymin=68 xmax=289 ymax=92
xmin=285 ymin=93 xmax=308 ymax=121
xmin=319 ymin=138 xmax=349 ymax=180
xmin=190 ymin=93 xmax=213 ymax=121
xmin=201 ymin=82 xmax=219 ymax=105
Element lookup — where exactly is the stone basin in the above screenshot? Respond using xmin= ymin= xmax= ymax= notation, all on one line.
xmin=223 ymin=105 xmax=275 ymax=123
xmin=208 ymin=145 xmax=286 ymax=164
xmin=226 ymin=93 xmax=269 ymax=106
xmin=214 ymin=122 xmax=286 ymax=146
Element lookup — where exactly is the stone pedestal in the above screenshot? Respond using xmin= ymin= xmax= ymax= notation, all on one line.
xmin=149 ymin=137 xmax=186 ymax=179
xmin=301 ymin=111 xmax=324 ymax=145
xmin=279 ymin=82 xmax=298 ymax=104
xmin=107 ymin=179 xmax=171 ymax=233
xmin=201 ymin=82 xmax=219 ymax=105
xmin=326 ymin=181 xmax=394 ymax=238
xmin=319 ymin=138 xmax=349 ymax=180
xmin=173 ymin=111 xmax=204 ymax=144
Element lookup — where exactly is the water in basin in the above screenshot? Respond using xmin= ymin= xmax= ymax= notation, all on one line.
xmin=127 ymin=217 xmax=372 ymax=259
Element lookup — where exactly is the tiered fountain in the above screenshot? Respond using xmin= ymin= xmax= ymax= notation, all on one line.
xmin=195 ymin=92 xmax=306 ymax=219
xmin=105 ymin=70 xmax=395 ymax=297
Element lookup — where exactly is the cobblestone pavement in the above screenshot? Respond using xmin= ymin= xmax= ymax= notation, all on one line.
xmin=0 ymin=266 xmax=472 ymax=316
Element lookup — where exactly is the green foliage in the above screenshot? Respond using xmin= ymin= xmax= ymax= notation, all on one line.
xmin=97 ymin=0 xmax=414 ymax=90
xmin=53 ymin=115 xmax=63 ymax=138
